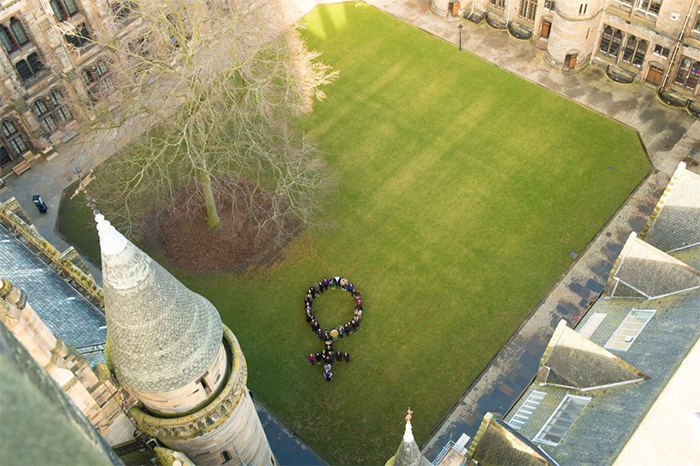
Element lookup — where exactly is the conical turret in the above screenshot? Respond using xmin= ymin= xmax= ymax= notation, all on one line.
xmin=96 ymin=214 xmax=223 ymax=395
xmin=386 ymin=409 xmax=432 ymax=466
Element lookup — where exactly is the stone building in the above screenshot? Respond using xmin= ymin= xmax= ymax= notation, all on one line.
xmin=432 ymin=0 xmax=700 ymax=106
xmin=95 ymin=213 xmax=276 ymax=466
xmin=0 ymin=0 xmax=131 ymax=174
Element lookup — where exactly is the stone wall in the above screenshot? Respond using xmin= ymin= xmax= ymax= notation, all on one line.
xmin=129 ymin=326 xmax=275 ymax=466
xmin=0 ymin=280 xmax=136 ymax=446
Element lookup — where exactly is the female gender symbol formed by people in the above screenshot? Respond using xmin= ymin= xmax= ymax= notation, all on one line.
xmin=304 ymin=276 xmax=364 ymax=383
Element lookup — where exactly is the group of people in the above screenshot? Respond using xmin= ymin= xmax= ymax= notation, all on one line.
xmin=304 ymin=276 xmax=364 ymax=382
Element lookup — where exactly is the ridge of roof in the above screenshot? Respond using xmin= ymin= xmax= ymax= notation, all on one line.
xmin=539 ymin=321 xmax=648 ymax=391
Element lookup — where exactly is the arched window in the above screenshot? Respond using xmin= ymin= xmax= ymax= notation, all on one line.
xmin=83 ymin=59 xmax=114 ymax=100
xmin=65 ymin=23 xmax=90 ymax=48
xmin=0 ymin=120 xmax=30 ymax=156
xmin=50 ymin=0 xmax=79 ymax=22
xmin=674 ymin=56 xmax=700 ymax=90
xmin=622 ymin=37 xmax=647 ymax=67
xmin=599 ymin=26 xmax=624 ymax=58
xmin=0 ymin=17 xmax=30 ymax=54
xmin=32 ymin=90 xmax=73 ymax=135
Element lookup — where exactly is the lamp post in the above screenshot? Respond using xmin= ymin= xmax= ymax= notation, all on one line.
xmin=458 ymin=24 xmax=464 ymax=51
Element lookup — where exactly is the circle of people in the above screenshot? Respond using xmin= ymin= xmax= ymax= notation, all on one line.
xmin=305 ymin=276 xmax=363 ymax=383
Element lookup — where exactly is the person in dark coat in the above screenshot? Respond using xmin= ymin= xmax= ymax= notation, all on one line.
xmin=317 ymin=328 xmax=324 ymax=340
xmin=353 ymin=316 xmax=361 ymax=329
xmin=311 ymin=320 xmax=319 ymax=333
xmin=338 ymin=326 xmax=344 ymax=339
xmin=324 ymin=371 xmax=332 ymax=382
xmin=317 ymin=282 xmax=324 ymax=294
xmin=344 ymin=351 xmax=351 ymax=362
xmin=306 ymin=310 xmax=313 ymax=323
xmin=308 ymin=353 xmax=316 ymax=365
xmin=325 ymin=340 xmax=333 ymax=353
xmin=351 ymin=319 xmax=358 ymax=331
xmin=336 ymin=351 xmax=342 ymax=362
xmin=347 ymin=283 xmax=355 ymax=292
xmin=315 ymin=352 xmax=322 ymax=363
xmin=345 ymin=322 xmax=352 ymax=335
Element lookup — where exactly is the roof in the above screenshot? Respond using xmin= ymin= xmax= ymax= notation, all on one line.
xmin=386 ymin=422 xmax=432 ymax=466
xmin=0 ymin=224 xmax=106 ymax=366
xmin=606 ymin=233 xmax=700 ymax=299
xmin=642 ymin=163 xmax=700 ymax=253
xmin=537 ymin=320 xmax=647 ymax=390
xmin=471 ymin=164 xmax=700 ymax=465
xmin=97 ymin=216 xmax=223 ymax=394
xmin=467 ymin=413 xmax=550 ymax=466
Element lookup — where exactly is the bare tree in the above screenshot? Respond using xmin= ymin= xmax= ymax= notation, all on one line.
xmin=70 ymin=0 xmax=337 ymax=239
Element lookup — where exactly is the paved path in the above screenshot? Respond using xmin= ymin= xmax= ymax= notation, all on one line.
xmin=358 ymin=0 xmax=700 ymax=459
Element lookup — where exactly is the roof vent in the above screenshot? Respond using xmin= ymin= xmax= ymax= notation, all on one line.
xmin=624 ymin=336 xmax=634 ymax=343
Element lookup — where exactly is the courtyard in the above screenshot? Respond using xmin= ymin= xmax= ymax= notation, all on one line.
xmin=58 ymin=3 xmax=649 ymax=464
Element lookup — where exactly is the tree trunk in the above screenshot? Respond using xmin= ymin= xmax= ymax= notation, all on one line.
xmin=199 ymin=170 xmax=222 ymax=230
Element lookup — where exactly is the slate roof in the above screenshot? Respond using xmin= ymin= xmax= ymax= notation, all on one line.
xmin=467 ymin=414 xmax=550 ymax=466
xmin=97 ymin=216 xmax=223 ymax=394
xmin=499 ymin=251 xmax=700 ymax=464
xmin=536 ymin=321 xmax=648 ymax=390
xmin=0 ymin=224 xmax=106 ymax=366
xmin=606 ymin=234 xmax=700 ymax=299
xmin=470 ymin=164 xmax=700 ymax=465
xmin=643 ymin=164 xmax=700 ymax=253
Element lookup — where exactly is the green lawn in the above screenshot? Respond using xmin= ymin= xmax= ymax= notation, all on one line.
xmin=59 ymin=4 xmax=649 ymax=464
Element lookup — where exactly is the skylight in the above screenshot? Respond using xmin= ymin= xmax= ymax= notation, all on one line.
xmin=509 ymin=390 xmax=547 ymax=430
xmin=578 ymin=312 xmax=607 ymax=339
xmin=534 ymin=394 xmax=590 ymax=446
xmin=604 ymin=309 xmax=655 ymax=351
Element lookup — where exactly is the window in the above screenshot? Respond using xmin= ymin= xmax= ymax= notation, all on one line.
xmin=15 ymin=52 xmax=43 ymax=83
xmin=220 ymin=450 xmax=232 ymax=464
xmin=32 ymin=89 xmax=73 ymax=135
xmin=604 ymin=309 xmax=655 ymax=351
xmin=695 ymin=11 xmax=700 ymax=32
xmin=578 ymin=312 xmax=606 ymax=339
xmin=111 ymin=1 xmax=134 ymax=23
xmin=64 ymin=23 xmax=90 ymax=48
xmin=0 ymin=18 xmax=30 ymax=54
xmin=489 ymin=0 xmax=506 ymax=8
xmin=599 ymin=26 xmax=623 ymax=58
xmin=198 ymin=373 xmax=212 ymax=395
xmin=534 ymin=394 xmax=590 ymax=446
xmin=653 ymin=44 xmax=670 ymax=58
xmin=622 ymin=36 xmax=647 ymax=67
xmin=519 ymin=0 xmax=538 ymax=21
xmin=635 ymin=0 xmax=662 ymax=20
xmin=83 ymin=59 xmax=114 ymax=99
xmin=578 ymin=3 xmax=588 ymax=15
xmin=50 ymin=0 xmax=79 ymax=22
xmin=1 ymin=120 xmax=30 ymax=156
xmin=509 ymin=390 xmax=547 ymax=430
xmin=612 ymin=0 xmax=634 ymax=11
xmin=674 ymin=56 xmax=700 ymax=90
xmin=0 ymin=146 xmax=12 ymax=168
xmin=545 ymin=0 xmax=556 ymax=11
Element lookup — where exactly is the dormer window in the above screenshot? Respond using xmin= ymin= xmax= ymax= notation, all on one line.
xmin=0 ymin=18 xmax=30 ymax=54
xmin=50 ymin=0 xmax=79 ymax=22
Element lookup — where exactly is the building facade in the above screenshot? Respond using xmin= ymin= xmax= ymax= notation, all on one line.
xmin=433 ymin=0 xmax=700 ymax=107
xmin=0 ymin=0 xmax=131 ymax=174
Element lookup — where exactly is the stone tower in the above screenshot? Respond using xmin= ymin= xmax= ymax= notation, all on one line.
xmin=95 ymin=214 xmax=275 ymax=466
xmin=546 ymin=0 xmax=604 ymax=71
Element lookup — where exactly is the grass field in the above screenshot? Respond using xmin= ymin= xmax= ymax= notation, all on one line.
xmin=58 ymin=3 xmax=649 ymax=464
